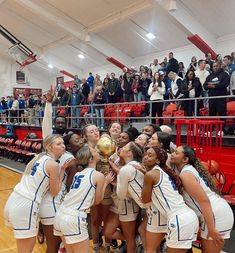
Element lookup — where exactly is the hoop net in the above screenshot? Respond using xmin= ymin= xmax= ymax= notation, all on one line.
xmin=8 ymin=44 xmax=36 ymax=69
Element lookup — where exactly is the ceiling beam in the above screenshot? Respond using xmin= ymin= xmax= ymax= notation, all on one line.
xmin=87 ymin=0 xmax=153 ymax=33
xmin=155 ymin=0 xmax=216 ymax=49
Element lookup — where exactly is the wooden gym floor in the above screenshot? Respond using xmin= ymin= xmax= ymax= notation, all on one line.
xmin=0 ymin=166 xmax=201 ymax=253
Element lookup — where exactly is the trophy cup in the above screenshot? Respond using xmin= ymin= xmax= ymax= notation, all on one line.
xmin=96 ymin=136 xmax=116 ymax=173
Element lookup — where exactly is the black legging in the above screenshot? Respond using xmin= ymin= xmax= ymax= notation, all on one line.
xmin=151 ymin=100 xmax=163 ymax=125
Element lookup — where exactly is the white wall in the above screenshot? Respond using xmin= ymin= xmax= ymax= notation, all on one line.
xmin=82 ymin=34 xmax=235 ymax=77
xmin=0 ymin=57 xmax=57 ymax=96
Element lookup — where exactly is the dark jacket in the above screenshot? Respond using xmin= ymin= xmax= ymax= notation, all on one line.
xmin=81 ymin=83 xmax=90 ymax=99
xmin=122 ymin=77 xmax=133 ymax=94
xmin=139 ymin=78 xmax=151 ymax=95
xmin=108 ymin=78 xmax=119 ymax=94
xmin=182 ymin=77 xmax=202 ymax=98
xmin=67 ymin=92 xmax=85 ymax=106
xmin=166 ymin=58 xmax=179 ymax=74
xmin=204 ymin=69 xmax=230 ymax=96
xmin=93 ymin=92 xmax=106 ymax=108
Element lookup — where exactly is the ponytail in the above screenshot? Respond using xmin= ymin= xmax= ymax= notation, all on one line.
xmin=152 ymin=147 xmax=183 ymax=195
xmin=182 ymin=146 xmax=220 ymax=195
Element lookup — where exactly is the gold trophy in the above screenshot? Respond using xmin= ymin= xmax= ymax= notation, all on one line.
xmin=96 ymin=136 xmax=116 ymax=163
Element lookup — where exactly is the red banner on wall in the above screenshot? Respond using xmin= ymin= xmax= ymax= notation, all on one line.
xmin=13 ymin=88 xmax=42 ymax=98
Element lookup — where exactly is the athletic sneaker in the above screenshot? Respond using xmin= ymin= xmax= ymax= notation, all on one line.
xmin=111 ymin=239 xmax=118 ymax=249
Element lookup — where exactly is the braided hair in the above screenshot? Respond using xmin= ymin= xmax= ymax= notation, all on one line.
xmin=182 ymin=146 xmax=220 ymax=195
xmin=152 ymin=147 xmax=183 ymax=195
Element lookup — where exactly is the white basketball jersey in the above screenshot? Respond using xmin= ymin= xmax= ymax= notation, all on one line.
xmin=62 ymin=168 xmax=96 ymax=211
xmin=14 ymin=155 xmax=53 ymax=203
xmin=127 ymin=161 xmax=145 ymax=208
xmin=42 ymin=151 xmax=75 ymax=209
xmin=150 ymin=165 xmax=186 ymax=216
xmin=180 ymin=164 xmax=221 ymax=216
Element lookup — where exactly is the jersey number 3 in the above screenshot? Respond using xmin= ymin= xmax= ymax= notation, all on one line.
xmin=71 ymin=175 xmax=85 ymax=189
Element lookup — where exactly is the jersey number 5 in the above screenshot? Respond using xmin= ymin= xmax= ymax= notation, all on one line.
xmin=71 ymin=175 xmax=85 ymax=189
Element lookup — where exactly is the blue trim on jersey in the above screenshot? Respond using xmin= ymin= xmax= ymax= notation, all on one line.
xmin=77 ymin=186 xmax=93 ymax=210
xmin=189 ymin=196 xmax=202 ymax=214
xmin=153 ymin=190 xmax=167 ymax=212
xmin=40 ymin=216 xmax=55 ymax=219
xmin=14 ymin=201 xmax=34 ymax=231
xmin=89 ymin=170 xmax=96 ymax=188
xmin=176 ymin=215 xmax=195 ymax=241
xmin=128 ymin=169 xmax=137 ymax=183
xmin=52 ymin=197 xmax=57 ymax=212
xmin=131 ymin=199 xmax=139 ymax=214
xmin=153 ymin=170 xmax=163 ymax=188
xmin=158 ymin=186 xmax=171 ymax=209
xmin=119 ymin=199 xmax=128 ymax=215
xmin=64 ymin=216 xmax=81 ymax=237
xmin=158 ymin=210 xmax=167 ymax=226
xmin=33 ymin=175 xmax=47 ymax=202
xmin=42 ymin=158 xmax=50 ymax=178
xmin=129 ymin=183 xmax=141 ymax=200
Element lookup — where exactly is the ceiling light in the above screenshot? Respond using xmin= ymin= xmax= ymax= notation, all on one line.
xmin=169 ymin=0 xmax=177 ymax=11
xmin=48 ymin=64 xmax=53 ymax=69
xmin=146 ymin=33 xmax=156 ymax=40
xmin=78 ymin=54 xmax=85 ymax=59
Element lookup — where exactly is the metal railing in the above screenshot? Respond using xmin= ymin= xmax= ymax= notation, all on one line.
xmin=0 ymin=95 xmax=234 ymax=129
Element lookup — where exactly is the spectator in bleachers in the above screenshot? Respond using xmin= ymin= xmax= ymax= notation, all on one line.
xmin=159 ymin=61 xmax=167 ymax=73
xmin=57 ymin=82 xmax=66 ymax=99
xmin=10 ymin=97 xmax=19 ymax=123
xmin=148 ymin=72 xmax=165 ymax=125
xmin=178 ymin=62 xmax=186 ymax=79
xmin=139 ymin=72 xmax=151 ymax=101
xmin=87 ymin=72 xmax=94 ymax=93
xmin=131 ymin=73 xmax=141 ymax=102
xmin=94 ymin=74 xmax=102 ymax=92
xmin=147 ymin=68 xmax=153 ymax=80
xmin=108 ymin=72 xmax=119 ymax=103
xmin=83 ymin=94 xmax=96 ymax=126
xmin=151 ymin=58 xmax=160 ymax=73
xmin=223 ymin=55 xmax=235 ymax=75
xmin=18 ymin=95 xmax=26 ymax=123
xmin=67 ymin=85 xmax=85 ymax=128
xmin=216 ymin=54 xmax=223 ymax=65
xmin=188 ymin=56 xmax=198 ymax=72
xmin=166 ymin=52 xmax=179 ymax=74
xmin=230 ymin=70 xmax=235 ymax=96
xmin=195 ymin=59 xmax=210 ymax=107
xmin=204 ymin=61 xmax=230 ymax=134
xmin=80 ymin=78 xmax=90 ymax=104
xmin=34 ymin=95 xmax=42 ymax=126
xmin=182 ymin=70 xmax=202 ymax=116
xmin=0 ymin=97 xmax=8 ymax=123
xmin=27 ymin=93 xmax=35 ymax=125
xmin=122 ymin=72 xmax=133 ymax=102
xmin=93 ymin=86 xmax=106 ymax=129
xmin=205 ymin=52 xmax=214 ymax=71
xmin=231 ymin=51 xmax=235 ymax=63
xmin=168 ymin=71 xmax=184 ymax=102
xmin=61 ymin=87 xmax=71 ymax=106
xmin=74 ymin=75 xmax=81 ymax=88
xmin=139 ymin=65 xmax=145 ymax=74
xmin=7 ymin=96 xmax=13 ymax=109
xmin=102 ymin=77 xmax=109 ymax=102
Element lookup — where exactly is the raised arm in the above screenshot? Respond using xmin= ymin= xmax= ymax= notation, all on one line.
xmin=42 ymin=86 xmax=56 ymax=139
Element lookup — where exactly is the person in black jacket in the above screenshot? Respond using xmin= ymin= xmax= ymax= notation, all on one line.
xmin=80 ymin=79 xmax=90 ymax=104
xmin=166 ymin=52 xmax=179 ymax=74
xmin=182 ymin=70 xmax=203 ymax=116
xmin=108 ymin=73 xmax=119 ymax=103
xmin=121 ymin=72 xmax=133 ymax=102
xmin=93 ymin=86 xmax=107 ymax=129
xmin=204 ymin=61 xmax=230 ymax=133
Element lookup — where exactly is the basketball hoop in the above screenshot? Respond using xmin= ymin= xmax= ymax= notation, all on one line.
xmin=8 ymin=43 xmax=37 ymax=69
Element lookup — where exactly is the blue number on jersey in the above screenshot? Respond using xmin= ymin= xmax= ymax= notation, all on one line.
xmin=31 ymin=163 xmax=40 ymax=176
xmin=71 ymin=175 xmax=85 ymax=189
xmin=169 ymin=176 xmax=177 ymax=191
